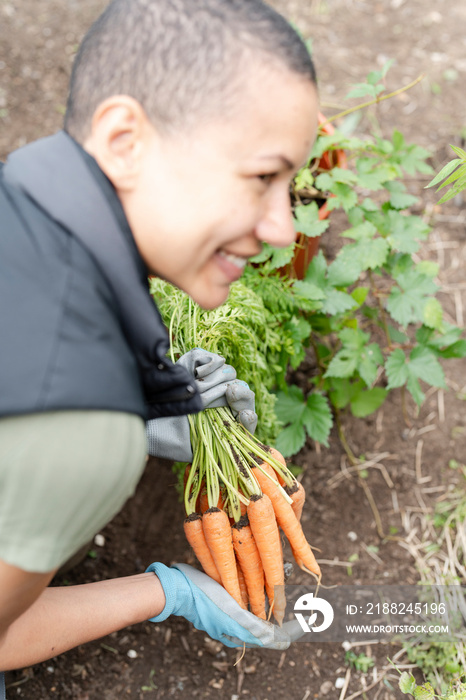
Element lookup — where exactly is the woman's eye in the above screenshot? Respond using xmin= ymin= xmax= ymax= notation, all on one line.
xmin=257 ymin=173 xmax=275 ymax=185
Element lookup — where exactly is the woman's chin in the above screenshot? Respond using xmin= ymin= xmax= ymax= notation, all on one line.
xmin=188 ymin=281 xmax=231 ymax=310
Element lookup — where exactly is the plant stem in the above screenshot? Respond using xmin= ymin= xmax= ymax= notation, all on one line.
xmin=356 ymin=472 xmax=386 ymax=540
xmin=334 ymin=409 xmax=358 ymax=466
xmin=368 ymin=271 xmax=392 ymax=349
xmin=321 ymin=73 xmax=425 ymax=126
xmin=401 ymin=386 xmax=412 ymax=428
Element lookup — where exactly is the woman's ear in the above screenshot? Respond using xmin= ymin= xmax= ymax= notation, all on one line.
xmin=83 ymin=96 xmax=152 ymax=191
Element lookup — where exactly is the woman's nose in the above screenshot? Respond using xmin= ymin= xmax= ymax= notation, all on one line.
xmin=254 ymin=186 xmax=296 ymax=248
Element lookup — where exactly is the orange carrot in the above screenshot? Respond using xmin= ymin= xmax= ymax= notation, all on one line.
xmin=199 ymin=487 xmax=208 ymax=514
xmin=269 ymin=446 xmax=287 ymax=467
xmin=202 ymin=507 xmax=246 ymax=609
xmin=247 ymin=494 xmax=286 ymax=625
xmin=184 ymin=466 xmax=202 ymax=513
xmin=236 ymin=559 xmax=249 ymax=609
xmin=199 ymin=487 xmax=224 ymax=514
xmin=183 ymin=464 xmax=191 ymax=490
xmin=267 ymin=447 xmax=287 ymax=485
xmin=231 ymin=517 xmax=266 ymax=620
xmin=183 ymin=514 xmax=221 ymax=585
xmin=286 ymin=480 xmax=306 ymax=522
xmin=253 ymin=461 xmax=321 ymax=579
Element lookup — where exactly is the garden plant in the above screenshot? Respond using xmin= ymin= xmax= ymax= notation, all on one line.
xmin=150 ymin=65 xmax=466 ymax=692
xmin=152 ymin=64 xmax=466 ymax=463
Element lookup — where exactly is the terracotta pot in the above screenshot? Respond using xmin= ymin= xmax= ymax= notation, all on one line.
xmin=282 ymin=112 xmax=347 ymax=280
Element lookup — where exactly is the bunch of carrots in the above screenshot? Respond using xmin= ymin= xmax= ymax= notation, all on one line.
xmin=183 ymin=407 xmax=321 ymax=626
xmin=149 ymin=282 xmax=322 ymax=625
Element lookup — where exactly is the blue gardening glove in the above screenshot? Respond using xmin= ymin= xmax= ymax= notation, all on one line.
xmin=146 ymin=562 xmax=303 ymax=649
xmin=146 ymin=349 xmax=257 ymax=461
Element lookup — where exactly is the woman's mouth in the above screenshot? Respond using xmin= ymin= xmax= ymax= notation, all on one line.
xmin=215 ymin=250 xmax=248 ymax=282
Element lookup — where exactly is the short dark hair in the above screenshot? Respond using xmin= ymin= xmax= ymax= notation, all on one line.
xmin=64 ymin=0 xmax=316 ymax=142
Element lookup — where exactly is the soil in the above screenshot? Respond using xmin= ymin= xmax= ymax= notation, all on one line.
xmin=1 ymin=0 xmax=466 ymax=698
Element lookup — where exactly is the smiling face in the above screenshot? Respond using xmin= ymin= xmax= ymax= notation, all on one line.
xmin=88 ymin=64 xmax=319 ymax=309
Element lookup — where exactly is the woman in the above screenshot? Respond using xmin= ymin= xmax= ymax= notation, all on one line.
xmin=0 ymin=0 xmax=319 ymax=682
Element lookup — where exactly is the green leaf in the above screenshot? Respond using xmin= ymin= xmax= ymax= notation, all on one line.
xmin=392 ymin=129 xmax=405 ymax=151
xmin=387 ymin=269 xmax=438 ymax=327
xmin=328 ymin=378 xmax=352 ymax=409
xmin=274 ymin=386 xmax=307 ymax=424
xmin=422 ymin=297 xmax=443 ymax=330
xmin=304 ymin=250 xmax=327 ymax=287
xmin=327 ymin=255 xmax=362 ymax=286
xmin=327 ymin=167 xmax=359 ymax=185
xmin=356 ymin=159 xmax=400 ymax=190
xmin=342 ymin=238 xmax=389 ymax=271
xmin=406 ymin=374 xmax=425 ymax=405
xmin=360 ymin=197 xmax=379 ymax=212
xmin=434 ymin=161 xmax=466 ymax=191
xmin=450 ymin=144 xmax=466 ymax=159
xmin=388 ymin=325 xmax=409 ymax=344
xmin=362 ymin=238 xmax=390 ymax=269
xmin=322 ymin=289 xmax=358 ymax=315
xmin=350 ymin=388 xmax=387 ymax=417
xmin=332 ymin=182 xmax=359 ymax=212
xmin=409 ymin=346 xmax=446 ymax=388
xmin=310 ymin=132 xmax=346 ymax=160
xmin=294 ymin=168 xmax=315 ymax=190
xmin=386 ymin=349 xmax=409 ymax=388
xmin=275 ymin=421 xmax=306 ymax=457
xmin=386 ymin=211 xmax=430 ymax=254
xmin=381 ymin=58 xmax=395 ymax=77
xmin=438 ymin=339 xmax=466 ymax=358
xmin=351 ymin=287 xmax=369 ymax=306
xmin=293 ymin=280 xmax=326 ymax=301
xmin=325 ymin=348 xmax=359 ymax=379
xmin=429 ymin=325 xmax=464 ymax=348
xmin=399 ymin=672 xmax=417 ymax=694
xmin=340 ymin=221 xmax=377 ymax=241
xmin=416 ymin=260 xmax=439 ymax=278
xmin=399 ymin=144 xmax=433 ymax=176
xmin=249 ymin=244 xmax=273 ymax=264
xmin=324 ymin=328 xmax=383 ymax=387
xmin=358 ymin=343 xmax=383 ymax=386
xmin=396 ymin=268 xmax=438 ymax=296
xmin=367 ymin=69 xmax=383 ymax=85
xmin=437 ymin=185 xmax=465 ymax=204
xmin=384 ymin=180 xmax=419 ymax=209
xmin=302 ymin=393 xmax=332 ymax=446
xmin=413 ymin=684 xmax=435 ymax=700
xmin=346 ymin=83 xmax=378 ymax=100
xmin=425 ymin=156 xmax=462 ymax=189
xmin=294 ymin=202 xmax=329 ymax=238
xmin=269 ymin=242 xmax=296 ymax=269
xmin=339 ymin=327 xmax=369 ymax=348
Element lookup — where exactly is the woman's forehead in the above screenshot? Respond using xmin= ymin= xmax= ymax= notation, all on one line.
xmin=210 ymin=71 xmax=318 ymax=157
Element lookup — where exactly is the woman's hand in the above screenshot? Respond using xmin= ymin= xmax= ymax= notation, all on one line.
xmin=146 ymin=562 xmax=303 ymax=649
xmin=145 ymin=349 xmax=257 ymax=461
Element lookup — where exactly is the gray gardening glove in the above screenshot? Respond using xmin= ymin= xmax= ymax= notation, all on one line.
xmin=146 ymin=562 xmax=304 ymax=649
xmin=146 ymin=349 xmax=257 ymax=461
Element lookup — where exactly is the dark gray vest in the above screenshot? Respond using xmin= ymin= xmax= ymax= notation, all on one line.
xmin=0 ymin=131 xmax=202 ymax=419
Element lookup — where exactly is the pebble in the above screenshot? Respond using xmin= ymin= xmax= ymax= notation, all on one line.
xmin=94 ymin=534 xmax=105 ymax=547
xmin=127 ymin=649 xmax=138 ymax=659
xmin=347 ymin=531 xmax=358 ymax=542
xmin=203 ymin=637 xmax=222 ymax=655
xmin=335 ymin=677 xmax=346 ymax=689
xmin=319 ymin=680 xmax=333 ymax=695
